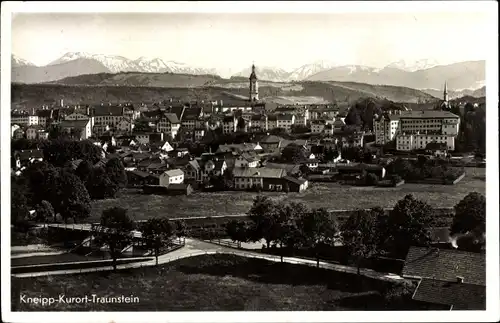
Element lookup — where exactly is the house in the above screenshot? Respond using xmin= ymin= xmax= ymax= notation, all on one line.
xmin=200 ymin=159 xmax=227 ymax=181
xmin=11 ymin=124 xmax=21 ymax=138
xmin=60 ymin=119 xmax=92 ymax=140
xmin=235 ymin=152 xmax=260 ymax=168
xmin=276 ymin=114 xmax=295 ymax=132
xmin=301 ymin=154 xmax=320 ymax=169
xmin=156 ymin=141 xmax=174 ymax=153
xmin=283 ymin=176 xmax=309 ymax=192
xmin=159 ymin=169 xmax=185 ymax=186
xmin=194 ymin=128 xmax=206 ymax=142
xmin=311 ymin=120 xmax=327 ymax=134
xmin=92 ymin=105 xmax=125 ymax=127
xmin=222 ymin=115 xmax=237 ymax=134
xmin=174 ymin=147 xmax=190 ymax=158
xmin=13 ymin=128 xmax=25 ymax=139
xmin=259 ymin=135 xmax=283 ymax=152
xmin=116 ymin=117 xmax=134 ymax=133
xmin=26 ymin=125 xmax=43 ymax=140
xmin=93 ymin=124 xmax=111 ymax=136
xmin=157 ymin=112 xmax=181 ymax=139
xmin=232 ymin=167 xmax=287 ymax=191
xmin=126 ymin=170 xmax=151 ymax=187
xmin=402 ymin=247 xmax=485 ymax=310
xmin=184 ymin=159 xmax=202 ymax=183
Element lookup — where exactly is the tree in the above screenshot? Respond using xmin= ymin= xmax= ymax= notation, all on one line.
xmin=384 ymin=195 xmax=433 ymax=258
xmin=86 ymin=167 xmax=119 ymax=199
xmin=140 ymin=217 xmax=174 ymax=266
xmin=11 ymin=180 xmax=30 ymax=228
xmin=281 ymin=143 xmax=308 ymax=163
xmin=54 ymin=170 xmax=92 ymax=222
xmin=450 ymin=192 xmax=486 ymax=237
xmin=298 ymin=207 xmax=338 ymax=267
xmin=94 ymin=207 xmax=135 ymax=271
xmin=35 ymin=200 xmax=55 ymax=223
xmin=236 ymin=117 xmax=246 ymax=131
xmin=247 ymin=196 xmax=285 ymax=248
xmin=105 ymin=158 xmax=128 ymax=188
xmin=226 ymin=220 xmax=251 ymax=248
xmin=342 ymin=209 xmax=380 ymax=274
xmin=173 ymin=220 xmax=188 ymax=243
xmin=75 ymin=159 xmax=94 ymax=183
xmin=345 ymin=108 xmax=362 ymax=126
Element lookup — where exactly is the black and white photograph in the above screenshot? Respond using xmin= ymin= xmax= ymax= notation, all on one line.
xmin=1 ymin=1 xmax=498 ymax=322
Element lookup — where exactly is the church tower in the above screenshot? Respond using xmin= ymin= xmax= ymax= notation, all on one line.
xmin=249 ymin=64 xmax=259 ymax=102
xmin=443 ymin=81 xmax=449 ymax=103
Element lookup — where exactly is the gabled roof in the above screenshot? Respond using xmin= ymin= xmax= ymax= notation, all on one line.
xmin=93 ymin=106 xmax=124 ymax=117
xmin=283 ymin=176 xmax=307 ymax=185
xmin=260 ymin=135 xmax=283 ymax=144
xmin=160 ymin=113 xmax=180 ymax=124
xmin=128 ymin=170 xmax=150 ymax=178
xmin=264 ymin=163 xmax=301 ymax=174
xmin=185 ymin=159 xmax=201 ymax=171
xmin=238 ymin=152 xmax=260 ymax=162
xmin=276 ymin=114 xmax=294 ymax=121
xmin=412 ymin=279 xmax=485 ymax=310
xmin=164 ymin=169 xmax=184 ymax=177
xmin=402 ymin=247 xmax=485 ymax=285
xmin=232 ymin=167 xmax=286 ymax=179
xmin=141 ymin=109 xmax=163 ymax=119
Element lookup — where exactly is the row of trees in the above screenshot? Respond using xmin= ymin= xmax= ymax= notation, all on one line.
xmin=386 ymin=156 xmax=464 ymax=182
xmin=226 ymin=192 xmax=486 ymax=272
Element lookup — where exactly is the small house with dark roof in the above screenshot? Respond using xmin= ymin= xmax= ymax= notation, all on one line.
xmin=402 ymin=246 xmax=485 ymax=310
xmin=283 ymin=176 xmax=309 ymax=192
xmin=232 ymin=167 xmax=287 ymax=191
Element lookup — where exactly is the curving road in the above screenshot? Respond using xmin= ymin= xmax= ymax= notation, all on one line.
xmin=12 ymin=238 xmax=405 ymax=283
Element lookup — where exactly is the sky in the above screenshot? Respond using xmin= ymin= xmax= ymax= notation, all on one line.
xmin=11 ymin=11 xmax=489 ymax=76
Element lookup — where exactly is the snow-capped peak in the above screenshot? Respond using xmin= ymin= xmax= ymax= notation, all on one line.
xmin=386 ymin=59 xmax=440 ymax=72
xmin=288 ymin=61 xmax=336 ymax=81
xmin=11 ymin=54 xmax=36 ymax=67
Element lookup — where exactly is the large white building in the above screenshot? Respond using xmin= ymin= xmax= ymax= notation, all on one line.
xmin=374 ymin=109 xmax=460 ymax=151
xmin=11 ymin=114 xmax=39 ymax=127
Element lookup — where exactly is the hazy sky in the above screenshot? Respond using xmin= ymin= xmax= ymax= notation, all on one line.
xmin=12 ymin=12 xmax=489 ymax=75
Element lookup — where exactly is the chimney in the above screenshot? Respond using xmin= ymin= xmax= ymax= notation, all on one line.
xmin=456 ymin=276 xmax=464 ymax=284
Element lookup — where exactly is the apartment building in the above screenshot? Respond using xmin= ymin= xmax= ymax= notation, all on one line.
xmin=11 ymin=113 xmax=39 ymax=127
xmin=374 ymin=110 xmax=460 ymax=151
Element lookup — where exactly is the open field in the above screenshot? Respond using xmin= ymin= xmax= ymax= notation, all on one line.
xmin=11 ymin=254 xmax=417 ymax=311
xmin=90 ymin=168 xmax=485 ymax=222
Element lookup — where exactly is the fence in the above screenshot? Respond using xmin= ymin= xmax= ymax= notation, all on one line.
xmin=13 ymin=249 xmax=404 ymax=283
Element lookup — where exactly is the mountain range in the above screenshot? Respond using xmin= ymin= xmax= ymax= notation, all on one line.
xmin=11 ymin=53 xmax=485 ymax=95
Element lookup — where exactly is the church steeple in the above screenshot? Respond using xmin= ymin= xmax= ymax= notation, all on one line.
xmin=249 ymin=64 xmax=257 ymax=81
xmin=249 ymin=63 xmax=259 ymax=101
xmin=443 ymin=81 xmax=449 ymax=103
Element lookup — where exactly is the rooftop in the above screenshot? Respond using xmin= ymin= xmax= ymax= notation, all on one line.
xmin=412 ymin=279 xmax=485 ymax=310
xmin=60 ymin=119 xmax=90 ymax=128
xmin=164 ymin=169 xmax=184 ymax=177
xmin=402 ymin=247 xmax=485 ymax=286
xmin=233 ymin=167 xmax=287 ymax=179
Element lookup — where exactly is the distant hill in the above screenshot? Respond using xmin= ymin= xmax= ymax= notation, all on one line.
xmin=48 ymin=72 xmax=223 ymax=88
xmin=307 ymin=60 xmax=485 ymax=92
xmin=12 ymin=58 xmax=112 ymax=84
xmin=12 ymin=77 xmax=437 ymax=109
xmin=422 ymin=86 xmax=486 ymax=100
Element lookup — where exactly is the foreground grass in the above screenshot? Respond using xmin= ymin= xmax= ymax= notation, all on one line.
xmin=90 ymin=168 xmax=485 ymax=222
xmin=12 ymin=254 xmax=417 ymax=311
